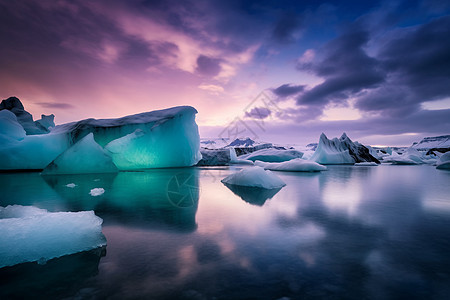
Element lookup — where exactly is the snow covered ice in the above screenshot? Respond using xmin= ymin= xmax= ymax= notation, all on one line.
xmin=0 ymin=205 xmax=106 ymax=268
xmin=42 ymin=133 xmax=118 ymax=174
xmin=255 ymin=158 xmax=327 ymax=172
xmin=89 ymin=188 xmax=105 ymax=196
xmin=239 ymin=148 xmax=303 ymax=162
xmin=310 ymin=133 xmax=379 ymax=165
xmin=221 ymin=166 xmax=286 ymax=189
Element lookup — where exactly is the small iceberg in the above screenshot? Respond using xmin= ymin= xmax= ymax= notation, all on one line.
xmin=255 ymin=158 xmax=327 ymax=172
xmin=0 ymin=205 xmax=106 ymax=268
xmin=89 ymin=188 xmax=105 ymax=196
xmin=221 ymin=166 xmax=286 ymax=189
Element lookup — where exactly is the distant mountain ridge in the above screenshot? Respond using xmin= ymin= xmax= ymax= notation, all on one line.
xmin=411 ymin=135 xmax=450 ymax=151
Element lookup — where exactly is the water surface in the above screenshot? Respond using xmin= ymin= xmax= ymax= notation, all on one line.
xmin=1 ymin=165 xmax=450 ymax=299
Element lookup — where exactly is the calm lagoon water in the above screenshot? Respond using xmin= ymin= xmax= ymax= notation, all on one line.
xmin=1 ymin=165 xmax=450 ymax=299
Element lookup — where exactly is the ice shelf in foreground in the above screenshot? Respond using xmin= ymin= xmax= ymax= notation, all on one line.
xmin=0 ymin=205 xmax=106 ymax=268
xmin=221 ymin=166 xmax=286 ymax=189
xmin=310 ymin=133 xmax=380 ymax=165
xmin=42 ymin=133 xmax=118 ymax=174
xmin=239 ymin=148 xmax=303 ymax=162
xmin=255 ymin=159 xmax=327 ymax=172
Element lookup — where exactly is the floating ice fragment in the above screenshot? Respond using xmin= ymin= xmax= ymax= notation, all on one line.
xmin=89 ymin=188 xmax=105 ymax=196
xmin=221 ymin=166 xmax=286 ymax=189
xmin=0 ymin=205 xmax=106 ymax=268
xmin=66 ymin=183 xmax=77 ymax=188
xmin=239 ymin=148 xmax=303 ymax=162
xmin=255 ymin=158 xmax=327 ymax=172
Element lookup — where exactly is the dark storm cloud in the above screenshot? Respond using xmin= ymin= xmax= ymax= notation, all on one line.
xmin=196 ymin=55 xmax=222 ymax=76
xmin=272 ymin=84 xmax=305 ymax=97
xmin=271 ymin=12 xmax=302 ymax=44
xmin=356 ymin=15 xmax=450 ymax=114
xmin=245 ymin=107 xmax=271 ymax=119
xmin=297 ymin=30 xmax=385 ymax=106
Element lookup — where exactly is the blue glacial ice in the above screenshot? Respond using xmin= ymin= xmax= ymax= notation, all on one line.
xmin=42 ymin=133 xmax=118 ymax=175
xmin=221 ymin=166 xmax=286 ymax=189
xmin=255 ymin=158 xmax=327 ymax=172
xmin=0 ymin=98 xmax=202 ymax=171
xmin=0 ymin=205 xmax=106 ymax=268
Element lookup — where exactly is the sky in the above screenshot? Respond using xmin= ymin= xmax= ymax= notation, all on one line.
xmin=1 ymin=0 xmax=449 ymax=146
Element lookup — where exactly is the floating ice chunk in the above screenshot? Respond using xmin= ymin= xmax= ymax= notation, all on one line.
xmin=255 ymin=158 xmax=327 ymax=172
xmin=354 ymin=162 xmax=378 ymax=166
xmin=42 ymin=133 xmax=118 ymax=175
xmin=221 ymin=166 xmax=286 ymax=189
xmin=89 ymin=188 xmax=105 ymax=196
xmin=66 ymin=183 xmax=77 ymax=188
xmin=0 ymin=205 xmax=106 ymax=268
xmin=436 ymin=151 xmax=450 ymax=170
xmin=239 ymin=148 xmax=303 ymax=162
xmin=229 ymin=148 xmax=254 ymax=165
xmin=310 ymin=133 xmax=379 ymax=164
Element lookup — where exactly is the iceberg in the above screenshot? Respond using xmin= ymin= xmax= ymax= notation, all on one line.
xmin=221 ymin=166 xmax=286 ymax=189
xmin=386 ymin=148 xmax=427 ymax=165
xmin=436 ymin=151 xmax=450 ymax=170
xmin=0 ymin=205 xmax=106 ymax=268
xmin=310 ymin=133 xmax=380 ymax=165
xmin=42 ymin=133 xmax=118 ymax=174
xmin=255 ymin=158 xmax=327 ymax=172
xmin=239 ymin=148 xmax=303 ymax=162
xmin=0 ymin=99 xmax=202 ymax=170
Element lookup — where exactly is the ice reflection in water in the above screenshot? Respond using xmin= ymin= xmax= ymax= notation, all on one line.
xmin=0 ymin=165 xmax=449 ymax=299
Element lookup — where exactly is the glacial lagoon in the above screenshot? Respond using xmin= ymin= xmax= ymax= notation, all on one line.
xmin=1 ymin=165 xmax=450 ymax=299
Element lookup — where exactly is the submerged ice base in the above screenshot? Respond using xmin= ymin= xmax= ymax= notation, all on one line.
xmin=0 ymin=205 xmax=106 ymax=268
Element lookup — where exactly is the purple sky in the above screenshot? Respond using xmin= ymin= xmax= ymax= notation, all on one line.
xmin=1 ymin=0 xmax=449 ymax=146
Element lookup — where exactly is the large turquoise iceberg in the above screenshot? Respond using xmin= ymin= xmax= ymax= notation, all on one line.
xmin=0 ymin=97 xmax=202 ymax=171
